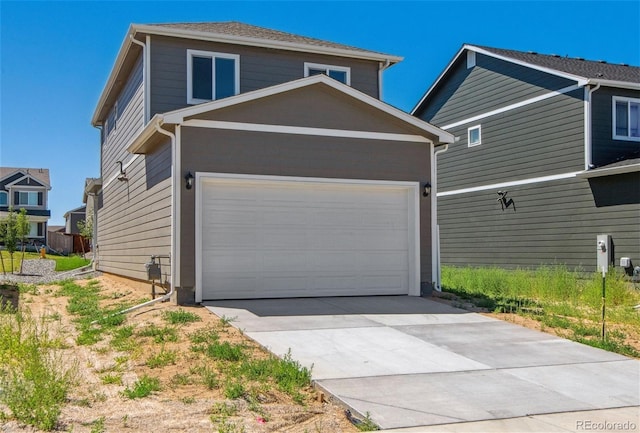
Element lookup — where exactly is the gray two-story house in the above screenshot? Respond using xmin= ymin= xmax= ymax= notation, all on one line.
xmin=413 ymin=45 xmax=640 ymax=275
xmin=91 ymin=22 xmax=453 ymax=304
xmin=0 ymin=167 xmax=51 ymax=245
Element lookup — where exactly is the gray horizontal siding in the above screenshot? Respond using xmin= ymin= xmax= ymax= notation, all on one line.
xmin=149 ymin=35 xmax=380 ymax=116
xmin=438 ymin=88 xmax=585 ymax=191
xmin=97 ymin=142 xmax=172 ymax=281
xmin=438 ymin=175 xmax=640 ymax=269
xmin=591 ymin=86 xmax=640 ymax=167
xmin=418 ymin=53 xmax=576 ymax=126
xmin=101 ymin=54 xmax=144 ymax=183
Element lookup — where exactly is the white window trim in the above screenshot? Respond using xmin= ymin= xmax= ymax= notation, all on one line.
xmin=187 ymin=49 xmax=240 ymax=105
xmin=612 ymin=96 xmax=640 ymax=142
xmin=304 ymin=62 xmax=351 ymax=85
xmin=468 ymin=124 xmax=482 ymax=147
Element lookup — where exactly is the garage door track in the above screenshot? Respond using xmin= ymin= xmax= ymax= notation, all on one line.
xmin=204 ymin=296 xmax=639 ymax=432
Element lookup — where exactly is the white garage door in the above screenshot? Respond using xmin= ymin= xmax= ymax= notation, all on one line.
xmin=196 ymin=175 xmax=419 ymax=301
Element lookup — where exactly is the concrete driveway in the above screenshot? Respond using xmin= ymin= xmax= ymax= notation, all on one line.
xmin=204 ymin=296 xmax=639 ymax=432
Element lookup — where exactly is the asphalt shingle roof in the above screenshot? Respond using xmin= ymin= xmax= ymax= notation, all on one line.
xmin=0 ymin=167 xmax=50 ymax=186
xmin=145 ymin=21 xmax=397 ymax=60
xmin=475 ymin=45 xmax=640 ymax=83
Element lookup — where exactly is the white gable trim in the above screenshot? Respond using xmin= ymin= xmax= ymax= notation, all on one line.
xmin=182 ymin=119 xmax=430 ymax=143
xmin=411 ymin=44 xmax=588 ymax=115
xmin=5 ymin=174 xmax=51 ymax=190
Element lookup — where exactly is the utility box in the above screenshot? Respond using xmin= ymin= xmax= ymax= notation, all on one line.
xmin=146 ymin=260 xmax=161 ymax=280
xmin=596 ymin=234 xmax=611 ymax=274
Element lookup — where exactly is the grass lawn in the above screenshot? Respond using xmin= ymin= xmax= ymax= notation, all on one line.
xmin=0 ymin=250 xmax=90 ymax=273
xmin=441 ymin=265 xmax=640 ymax=357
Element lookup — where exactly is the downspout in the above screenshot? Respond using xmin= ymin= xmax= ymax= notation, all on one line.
xmin=584 ymin=83 xmax=601 ymax=169
xmin=94 ymin=120 xmax=176 ymax=321
xmin=431 ymin=142 xmax=449 ymax=291
xmin=129 ymin=35 xmax=149 ymax=124
xmin=378 ymin=59 xmax=391 ymax=100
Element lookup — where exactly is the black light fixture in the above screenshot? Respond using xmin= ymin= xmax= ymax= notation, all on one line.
xmin=185 ymin=171 xmax=194 ymax=190
xmin=423 ymin=182 xmax=432 ymax=197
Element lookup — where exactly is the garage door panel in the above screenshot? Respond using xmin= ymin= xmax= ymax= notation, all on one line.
xmin=199 ymin=176 xmax=418 ymax=300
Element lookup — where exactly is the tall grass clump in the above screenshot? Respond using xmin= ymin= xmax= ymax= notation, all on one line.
xmin=441 ymin=265 xmax=640 ymax=312
xmin=0 ymin=304 xmax=75 ymax=430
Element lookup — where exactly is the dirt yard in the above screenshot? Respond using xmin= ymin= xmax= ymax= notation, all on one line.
xmin=1 ymin=275 xmax=360 ymax=433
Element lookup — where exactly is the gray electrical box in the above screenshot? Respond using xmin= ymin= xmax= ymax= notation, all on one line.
xmin=596 ymin=234 xmax=611 ymax=274
xmin=145 ymin=261 xmax=161 ymax=280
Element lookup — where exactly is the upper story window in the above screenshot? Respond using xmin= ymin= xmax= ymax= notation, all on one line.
xmin=187 ymin=49 xmax=240 ymax=104
xmin=304 ymin=63 xmax=351 ymax=85
xmin=0 ymin=191 xmax=7 ymax=205
xmin=17 ymin=191 xmax=41 ymax=206
xmin=468 ymin=125 xmax=482 ymax=147
xmin=613 ymin=96 xmax=640 ymax=141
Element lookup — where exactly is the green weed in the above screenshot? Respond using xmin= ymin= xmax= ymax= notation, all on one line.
xmin=146 ymin=348 xmax=178 ymax=368
xmin=163 ymin=308 xmax=202 ymax=325
xmin=122 ymin=375 xmax=161 ymax=399
xmin=138 ymin=323 xmax=179 ymax=343
xmin=0 ymin=305 xmax=75 ymax=430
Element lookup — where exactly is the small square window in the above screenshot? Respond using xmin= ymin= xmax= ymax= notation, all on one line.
xmin=468 ymin=125 xmax=482 ymax=147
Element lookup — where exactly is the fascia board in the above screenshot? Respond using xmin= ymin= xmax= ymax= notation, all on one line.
xmin=411 ymin=45 xmax=467 ymax=115
xmin=469 ymin=45 xmax=588 ymax=84
xmin=5 ymin=175 xmax=51 ymax=190
xmin=587 ymin=79 xmax=640 ymax=91
xmin=162 ymin=74 xmax=454 ymax=144
xmin=92 ymin=24 xmax=137 ymax=126
xmin=132 ymin=24 xmax=403 ymax=64
xmin=126 ymin=114 xmax=164 ymax=154
xmin=577 ymin=163 xmax=640 ymax=179
xmin=411 ymin=44 xmax=588 ymax=115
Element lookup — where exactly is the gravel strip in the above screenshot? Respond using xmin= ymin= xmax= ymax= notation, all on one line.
xmin=0 ymin=259 xmax=98 ymax=285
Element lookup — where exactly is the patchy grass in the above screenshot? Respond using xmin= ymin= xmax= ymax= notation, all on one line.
xmin=442 ymin=265 xmax=640 ymax=357
xmin=162 ymin=308 xmax=202 ymax=325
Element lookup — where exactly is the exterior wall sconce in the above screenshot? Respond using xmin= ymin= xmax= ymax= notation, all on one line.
xmin=116 ymin=161 xmax=128 ymax=182
xmin=185 ymin=172 xmax=194 ymax=190
xmin=423 ymin=182 xmax=432 ymax=197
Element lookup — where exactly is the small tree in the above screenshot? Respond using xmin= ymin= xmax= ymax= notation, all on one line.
xmin=16 ymin=208 xmax=31 ymax=274
xmin=1 ymin=208 xmax=18 ymax=274
xmin=76 ymin=215 xmax=93 ymax=258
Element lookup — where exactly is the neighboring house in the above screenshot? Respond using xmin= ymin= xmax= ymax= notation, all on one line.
xmin=90 ymin=22 xmax=453 ymax=303
xmin=64 ymin=205 xmax=86 ymax=235
xmin=412 ymin=45 xmax=640 ymax=273
xmin=0 ymin=167 xmax=51 ymax=245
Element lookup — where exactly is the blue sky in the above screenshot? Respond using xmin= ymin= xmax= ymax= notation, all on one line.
xmin=1 ymin=0 xmax=639 ymax=225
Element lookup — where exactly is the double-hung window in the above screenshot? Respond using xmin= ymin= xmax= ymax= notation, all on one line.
xmin=0 ymin=191 xmax=7 ymax=206
xmin=613 ymin=96 xmax=640 ymax=141
xmin=187 ymin=50 xmax=239 ymax=104
xmin=304 ymin=62 xmax=351 ymax=85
